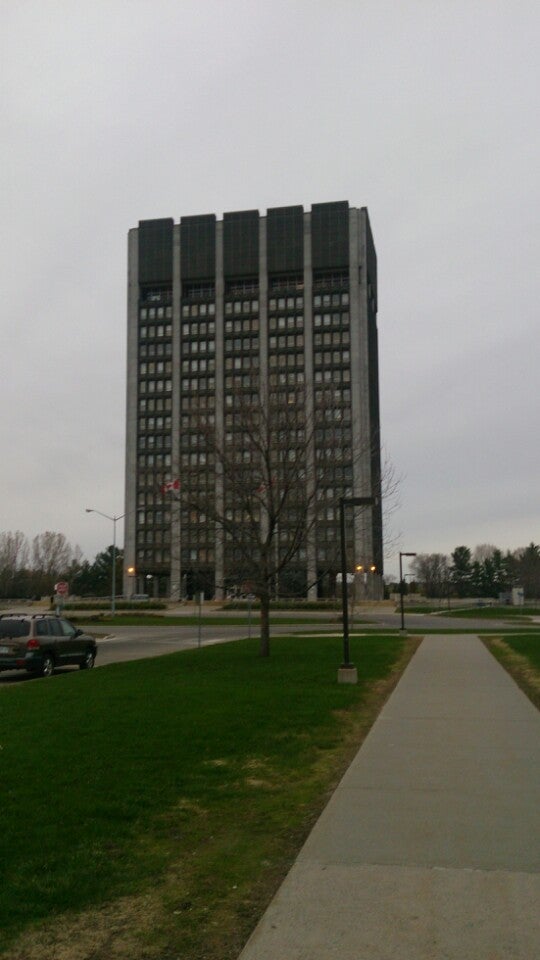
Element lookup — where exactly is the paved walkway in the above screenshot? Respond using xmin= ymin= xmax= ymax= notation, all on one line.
xmin=238 ymin=636 xmax=540 ymax=959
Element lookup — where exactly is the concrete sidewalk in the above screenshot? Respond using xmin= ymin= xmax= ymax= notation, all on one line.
xmin=239 ymin=636 xmax=540 ymax=959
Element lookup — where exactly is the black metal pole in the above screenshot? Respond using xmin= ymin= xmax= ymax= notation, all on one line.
xmin=399 ymin=552 xmax=405 ymax=631
xmin=340 ymin=498 xmax=351 ymax=666
xmin=399 ymin=551 xmax=416 ymax=631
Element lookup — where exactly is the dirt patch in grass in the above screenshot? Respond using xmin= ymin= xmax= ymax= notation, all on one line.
xmin=483 ymin=636 xmax=540 ymax=710
xmin=2 ymin=636 xmax=421 ymax=960
xmin=2 ymin=893 xmax=161 ymax=960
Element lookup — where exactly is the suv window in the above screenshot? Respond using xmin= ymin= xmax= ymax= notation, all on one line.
xmin=48 ymin=619 xmax=64 ymax=636
xmin=0 ymin=620 xmax=30 ymax=638
xmin=58 ymin=619 xmax=76 ymax=637
xmin=36 ymin=620 xmax=50 ymax=636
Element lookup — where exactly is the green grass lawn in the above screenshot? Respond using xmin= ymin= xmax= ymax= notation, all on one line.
xmin=483 ymin=632 xmax=540 ymax=711
xmin=438 ymin=605 xmax=538 ymax=619
xmin=0 ymin=633 xmax=412 ymax=960
xmin=501 ymin=633 xmax=540 ymax=668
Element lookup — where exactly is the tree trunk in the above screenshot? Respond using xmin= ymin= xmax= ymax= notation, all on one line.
xmin=259 ymin=591 xmax=270 ymax=657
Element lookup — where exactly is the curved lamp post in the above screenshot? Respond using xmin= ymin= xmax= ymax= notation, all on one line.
xmin=399 ymin=551 xmax=417 ymax=632
xmin=86 ymin=509 xmax=125 ymax=615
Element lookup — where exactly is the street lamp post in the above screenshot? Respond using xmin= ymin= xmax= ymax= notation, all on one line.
xmin=339 ymin=496 xmax=377 ymax=683
xmin=399 ymin=551 xmax=417 ymax=632
xmin=86 ymin=509 xmax=125 ymax=616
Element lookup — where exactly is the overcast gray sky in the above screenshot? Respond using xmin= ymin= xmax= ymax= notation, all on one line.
xmin=2 ymin=0 xmax=539 ymax=578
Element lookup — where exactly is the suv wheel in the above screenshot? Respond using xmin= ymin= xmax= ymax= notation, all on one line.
xmin=80 ymin=650 xmax=95 ymax=670
xmin=40 ymin=654 xmax=55 ymax=678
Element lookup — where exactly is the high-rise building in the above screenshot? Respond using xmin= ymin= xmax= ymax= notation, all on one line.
xmin=124 ymin=202 xmax=382 ymax=600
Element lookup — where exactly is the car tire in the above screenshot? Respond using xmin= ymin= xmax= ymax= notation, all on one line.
xmin=40 ymin=654 xmax=55 ymax=678
xmin=80 ymin=650 xmax=95 ymax=670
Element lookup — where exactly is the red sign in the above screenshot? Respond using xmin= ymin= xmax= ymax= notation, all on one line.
xmin=55 ymin=581 xmax=69 ymax=596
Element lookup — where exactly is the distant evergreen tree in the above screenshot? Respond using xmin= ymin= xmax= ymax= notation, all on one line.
xmin=450 ymin=546 xmax=473 ymax=597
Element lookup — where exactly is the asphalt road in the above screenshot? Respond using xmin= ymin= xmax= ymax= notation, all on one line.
xmin=95 ymin=622 xmax=264 ymax=666
xmin=92 ymin=610 xmax=512 ymax=670
xmin=1 ymin=607 xmax=535 ymax=684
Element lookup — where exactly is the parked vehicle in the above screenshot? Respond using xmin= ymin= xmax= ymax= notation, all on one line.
xmin=0 ymin=614 xmax=97 ymax=677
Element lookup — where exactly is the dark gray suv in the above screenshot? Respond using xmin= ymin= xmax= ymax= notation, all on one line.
xmin=0 ymin=614 xmax=97 ymax=677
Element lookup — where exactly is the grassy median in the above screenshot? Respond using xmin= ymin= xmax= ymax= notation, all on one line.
xmin=439 ymin=605 xmax=539 ymax=620
xmin=0 ymin=633 xmax=416 ymax=960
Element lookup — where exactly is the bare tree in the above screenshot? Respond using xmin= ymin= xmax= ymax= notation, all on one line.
xmin=32 ymin=532 xmax=79 ymax=592
xmin=410 ymin=553 xmax=450 ymax=598
xmin=379 ymin=446 xmax=402 ymax=563
xmin=472 ymin=543 xmax=498 ymax=563
xmin=0 ymin=531 xmax=30 ymax=597
xmin=175 ymin=384 xmax=394 ymax=657
xmin=182 ymin=388 xmax=313 ymax=655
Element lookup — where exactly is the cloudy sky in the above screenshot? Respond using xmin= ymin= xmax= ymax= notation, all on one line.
xmin=2 ymin=0 xmax=539 ymax=578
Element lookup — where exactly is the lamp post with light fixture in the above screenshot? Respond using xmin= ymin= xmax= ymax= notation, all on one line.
xmin=339 ymin=496 xmax=377 ymax=683
xmin=399 ymin=551 xmax=417 ymax=632
xmin=85 ymin=509 xmax=124 ymax=616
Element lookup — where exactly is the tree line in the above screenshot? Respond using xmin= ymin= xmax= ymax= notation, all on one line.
xmin=405 ymin=543 xmax=540 ymax=600
xmin=0 ymin=531 xmax=123 ymax=600
xmin=4 ymin=531 xmax=538 ymax=605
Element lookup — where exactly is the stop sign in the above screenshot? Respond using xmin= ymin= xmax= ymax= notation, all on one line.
xmin=55 ymin=581 xmax=69 ymax=596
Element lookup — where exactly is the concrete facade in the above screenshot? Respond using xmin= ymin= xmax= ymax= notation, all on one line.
xmin=124 ymin=203 xmax=383 ymax=599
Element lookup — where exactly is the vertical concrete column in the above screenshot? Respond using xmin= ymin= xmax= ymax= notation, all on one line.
xmin=214 ymin=221 xmax=225 ymax=600
xmin=123 ymin=228 xmax=139 ymax=597
xmin=259 ymin=217 xmax=268 ymax=399
xmin=170 ymin=223 xmax=182 ymax=600
xmin=303 ymin=212 xmax=318 ymax=599
xmin=258 ymin=216 xmax=269 ymax=552
xmin=349 ymin=209 xmax=374 ymax=580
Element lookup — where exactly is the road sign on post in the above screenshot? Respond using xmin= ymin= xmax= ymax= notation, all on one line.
xmin=55 ymin=581 xmax=69 ymax=597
